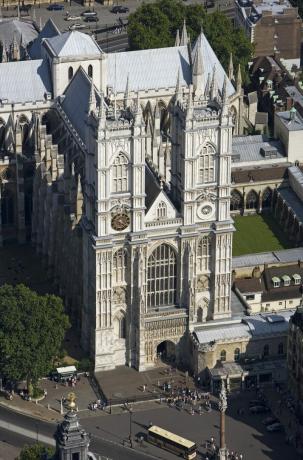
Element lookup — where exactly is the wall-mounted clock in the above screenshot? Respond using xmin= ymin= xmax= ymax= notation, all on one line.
xmin=111 ymin=213 xmax=130 ymax=231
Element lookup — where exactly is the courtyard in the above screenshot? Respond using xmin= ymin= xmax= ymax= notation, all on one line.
xmin=232 ymin=213 xmax=294 ymax=256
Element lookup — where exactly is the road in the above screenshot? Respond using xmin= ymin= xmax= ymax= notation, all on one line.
xmin=0 ymin=390 xmax=301 ymax=460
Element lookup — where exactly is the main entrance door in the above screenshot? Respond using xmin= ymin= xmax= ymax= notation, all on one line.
xmin=157 ymin=341 xmax=176 ymax=364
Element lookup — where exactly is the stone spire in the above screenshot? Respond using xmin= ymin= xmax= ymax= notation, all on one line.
xmin=124 ymin=73 xmax=130 ymax=108
xmin=180 ymin=19 xmax=188 ymax=46
xmin=204 ymin=72 xmax=211 ymax=98
xmin=192 ymin=35 xmax=204 ymax=96
xmin=88 ymin=77 xmax=96 ymax=113
xmin=210 ymin=65 xmax=217 ymax=100
xmin=1 ymin=43 xmax=7 ymax=63
xmin=228 ymin=53 xmax=234 ymax=82
xmin=221 ymin=74 xmax=227 ymax=105
xmin=134 ymin=91 xmax=143 ymax=126
xmin=175 ymin=29 xmax=180 ymax=47
xmin=237 ymin=63 xmax=242 ymax=93
xmin=11 ymin=32 xmax=20 ymax=61
xmin=175 ymin=68 xmax=182 ymax=102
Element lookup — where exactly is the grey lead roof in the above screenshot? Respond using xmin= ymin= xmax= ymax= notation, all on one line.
xmin=45 ymin=31 xmax=102 ymax=57
xmin=29 ymin=18 xmax=60 ymax=59
xmin=233 ymin=247 xmax=303 ymax=268
xmin=107 ymin=33 xmax=235 ymax=96
xmin=232 ymin=134 xmax=285 ymax=163
xmin=0 ymin=59 xmax=52 ymax=103
xmin=0 ymin=19 xmax=38 ymax=49
xmin=276 ymin=110 xmax=303 ymax=131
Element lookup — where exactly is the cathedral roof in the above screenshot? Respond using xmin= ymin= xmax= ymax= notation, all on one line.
xmin=61 ymin=66 xmax=100 ymax=143
xmin=29 ymin=18 xmax=60 ymax=59
xmin=0 ymin=58 xmax=52 ymax=103
xmin=44 ymin=31 xmax=102 ymax=58
xmin=0 ymin=19 xmax=38 ymax=49
xmin=107 ymin=45 xmax=191 ymax=93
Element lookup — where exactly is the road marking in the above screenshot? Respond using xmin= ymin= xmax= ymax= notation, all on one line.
xmin=0 ymin=419 xmax=56 ymax=446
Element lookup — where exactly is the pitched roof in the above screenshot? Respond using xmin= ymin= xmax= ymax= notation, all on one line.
xmin=0 ymin=19 xmax=38 ymax=49
xmin=61 ymin=66 xmax=100 ymax=142
xmin=29 ymin=18 xmax=60 ymax=59
xmin=0 ymin=59 xmax=52 ymax=103
xmin=107 ymin=32 xmax=235 ymax=96
xmin=45 ymin=31 xmax=102 ymax=58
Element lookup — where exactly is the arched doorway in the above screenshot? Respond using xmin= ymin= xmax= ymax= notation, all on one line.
xmin=157 ymin=341 xmax=176 ymax=364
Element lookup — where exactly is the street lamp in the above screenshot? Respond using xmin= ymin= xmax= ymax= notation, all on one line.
xmin=129 ymin=405 xmax=133 ymax=448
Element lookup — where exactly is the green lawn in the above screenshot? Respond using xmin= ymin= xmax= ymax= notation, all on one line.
xmin=232 ymin=213 xmax=294 ymax=256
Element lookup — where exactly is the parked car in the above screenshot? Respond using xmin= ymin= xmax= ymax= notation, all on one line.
xmin=84 ymin=16 xmax=99 ymax=22
xmin=81 ymin=10 xmax=97 ymax=17
xmin=47 ymin=3 xmax=64 ymax=10
xmin=69 ymin=23 xmax=86 ymax=30
xmin=249 ymin=405 xmax=270 ymax=414
xmin=65 ymin=15 xmax=81 ymax=21
xmin=266 ymin=422 xmax=284 ymax=432
xmin=110 ymin=5 xmax=129 ymax=13
xmin=262 ymin=416 xmax=279 ymax=426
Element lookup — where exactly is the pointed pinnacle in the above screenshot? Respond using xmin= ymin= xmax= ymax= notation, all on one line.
xmin=228 ymin=53 xmax=234 ymax=81
xmin=180 ymin=19 xmax=188 ymax=46
xmin=175 ymin=29 xmax=180 ymax=47
xmin=88 ymin=77 xmax=96 ymax=113
xmin=222 ymin=74 xmax=227 ymax=104
xmin=192 ymin=36 xmax=203 ymax=76
xmin=237 ymin=63 xmax=242 ymax=91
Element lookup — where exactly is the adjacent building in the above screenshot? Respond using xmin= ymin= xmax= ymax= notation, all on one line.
xmin=235 ymin=0 xmax=302 ymax=59
xmin=288 ymin=302 xmax=303 ymax=415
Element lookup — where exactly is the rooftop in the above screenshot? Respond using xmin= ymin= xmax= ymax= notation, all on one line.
xmin=276 ymin=110 xmax=303 ymax=131
xmin=0 ymin=18 xmax=38 ymax=48
xmin=233 ymin=247 xmax=303 ymax=268
xmin=44 ymin=31 xmax=102 ymax=58
xmin=232 ymin=135 xmax=285 ymax=164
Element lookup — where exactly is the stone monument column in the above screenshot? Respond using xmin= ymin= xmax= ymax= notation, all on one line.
xmin=218 ymin=380 xmax=228 ymax=460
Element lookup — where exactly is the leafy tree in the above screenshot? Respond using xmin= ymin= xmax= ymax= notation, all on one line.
xmin=16 ymin=443 xmax=54 ymax=460
xmin=128 ymin=0 xmax=253 ymax=76
xmin=0 ymin=284 xmax=70 ymax=392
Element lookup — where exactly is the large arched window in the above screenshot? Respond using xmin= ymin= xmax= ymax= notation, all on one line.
xmin=112 ymin=153 xmax=128 ymax=193
xmin=68 ymin=66 xmax=74 ymax=80
xmin=1 ymin=189 xmax=14 ymax=226
xmin=262 ymin=187 xmax=272 ymax=209
xmin=88 ymin=64 xmax=93 ymax=78
xmin=230 ymin=190 xmax=243 ymax=212
xmin=220 ymin=350 xmax=226 ymax=362
xmin=147 ymin=244 xmax=177 ymax=308
xmin=197 ymin=235 xmax=211 ymax=273
xmin=246 ymin=190 xmax=258 ymax=210
xmin=113 ymin=248 xmax=127 ymax=285
xmin=198 ymin=143 xmax=215 ymax=184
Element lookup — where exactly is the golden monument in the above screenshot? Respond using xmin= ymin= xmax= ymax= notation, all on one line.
xmin=66 ymin=392 xmax=77 ymax=411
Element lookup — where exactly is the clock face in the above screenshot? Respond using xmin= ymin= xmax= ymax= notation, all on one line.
xmin=197 ymin=202 xmax=214 ymax=220
xmin=111 ymin=213 xmax=130 ymax=231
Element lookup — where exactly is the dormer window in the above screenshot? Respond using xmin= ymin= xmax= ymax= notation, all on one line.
xmin=282 ymin=275 xmax=291 ymax=287
xmin=272 ymin=276 xmax=280 ymax=288
xmin=293 ymin=274 xmax=301 ymax=285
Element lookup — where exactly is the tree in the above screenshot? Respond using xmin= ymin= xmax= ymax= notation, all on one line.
xmin=0 ymin=284 xmax=70 ymax=392
xmin=127 ymin=0 xmax=253 ymax=77
xmin=16 ymin=443 xmax=54 ymax=460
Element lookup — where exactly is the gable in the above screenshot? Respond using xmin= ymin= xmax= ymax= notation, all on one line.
xmin=145 ymin=190 xmax=178 ymax=222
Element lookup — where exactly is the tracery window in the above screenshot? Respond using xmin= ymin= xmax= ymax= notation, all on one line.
xmin=198 ymin=143 xmax=215 ymax=184
xmin=112 ymin=153 xmax=128 ymax=193
xmin=157 ymin=201 xmax=167 ymax=219
xmin=230 ymin=190 xmax=243 ymax=212
xmin=88 ymin=64 xmax=93 ymax=78
xmin=197 ymin=307 xmax=203 ymax=323
xmin=197 ymin=235 xmax=211 ymax=272
xmin=262 ymin=188 xmax=272 ymax=209
xmin=246 ymin=190 xmax=258 ymax=210
xmin=112 ymin=248 xmax=127 ymax=284
xmin=147 ymin=244 xmax=176 ymax=308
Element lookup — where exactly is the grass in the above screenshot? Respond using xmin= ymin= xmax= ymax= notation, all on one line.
xmin=232 ymin=213 xmax=294 ymax=256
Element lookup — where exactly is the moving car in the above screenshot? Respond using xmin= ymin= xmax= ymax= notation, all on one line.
xmin=262 ymin=416 xmax=279 ymax=426
xmin=84 ymin=16 xmax=99 ymax=22
xmin=68 ymin=23 xmax=86 ymax=30
xmin=47 ymin=3 xmax=64 ymax=11
xmin=266 ymin=422 xmax=284 ymax=432
xmin=249 ymin=405 xmax=270 ymax=414
xmin=65 ymin=15 xmax=81 ymax=21
xmin=111 ymin=5 xmax=129 ymax=13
